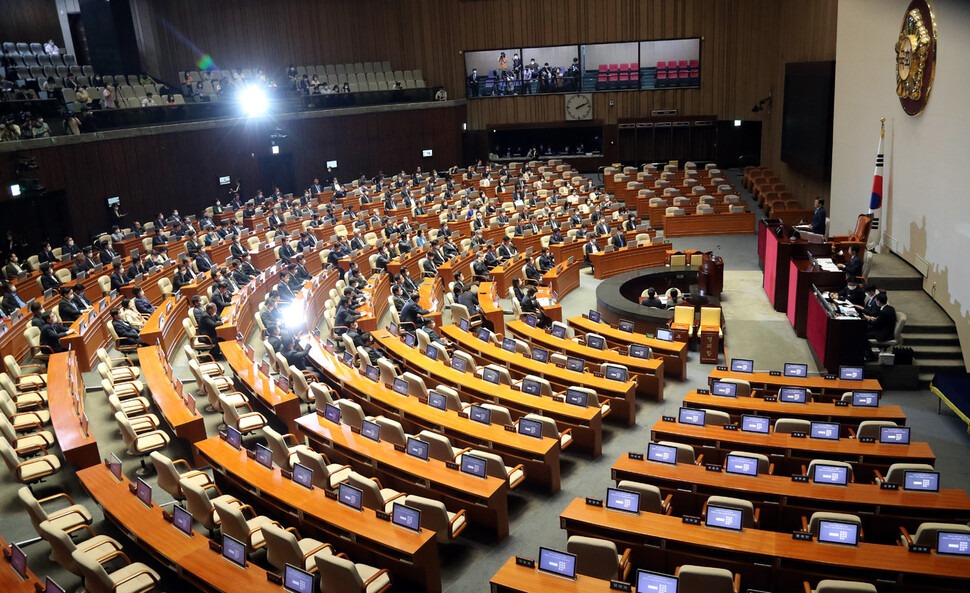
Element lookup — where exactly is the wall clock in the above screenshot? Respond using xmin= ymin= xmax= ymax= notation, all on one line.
xmin=564 ymin=94 xmax=593 ymax=121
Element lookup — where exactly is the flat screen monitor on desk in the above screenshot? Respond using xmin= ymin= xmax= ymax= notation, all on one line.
xmin=903 ymin=470 xmax=939 ymax=492
xmin=730 ymin=358 xmax=753 ymax=373
xmin=482 ymin=367 xmax=501 ymax=385
xmin=425 ymin=344 xmax=439 ymax=361
xmin=618 ymin=320 xmax=635 ymax=332
xmin=135 ymin=477 xmax=152 ymax=508
xmin=254 ymin=443 xmax=273 ymax=469
xmin=460 ymin=454 xmax=487 ymax=478
xmin=9 ymin=542 xmax=27 ymax=579
xmin=630 ymin=344 xmax=650 ymax=359
xmin=810 ymin=421 xmax=840 ymax=440
xmin=364 ymin=365 xmax=379 ymax=382
xmin=724 ymin=454 xmax=759 ymax=476
xmin=852 ymin=391 xmax=879 ymax=407
xmin=521 ymin=379 xmax=542 ymax=396
xmin=636 ymin=569 xmax=678 ymax=593
xmin=477 ymin=328 xmax=491 ymax=342
xmin=403 ymin=334 xmax=416 ymax=347
xmin=45 ymin=577 xmax=65 ymax=593
xmin=705 ymin=505 xmax=744 ymax=531
xmin=779 ymin=387 xmax=808 ymax=404
xmin=531 ymin=347 xmax=549 ymax=363
xmin=406 ymin=436 xmax=429 ymax=460
xmin=840 ymin=366 xmax=864 ymax=381
xmin=656 ymin=328 xmax=674 ymax=342
xmin=817 ymin=520 xmax=859 ymax=546
xmin=588 ymin=310 xmax=601 ymax=323
xmin=292 ymin=463 xmax=313 ymax=489
xmin=566 ymin=356 xmax=584 ymax=372
xmin=647 ymin=443 xmax=678 ymax=465
xmin=586 ymin=335 xmax=606 ymax=350
xmin=711 ymin=381 xmax=737 ymax=397
xmin=451 ymin=356 xmax=467 ymax=373
xmin=604 ymin=365 xmax=627 ymax=382
xmin=879 ymin=426 xmax=910 ymax=444
xmin=936 ymin=531 xmax=970 ymax=556
xmin=323 ymin=403 xmax=340 ymax=424
xmin=812 ymin=464 xmax=849 ymax=485
xmin=678 ymin=407 xmax=705 ymax=426
xmin=391 ymin=502 xmax=422 ymax=532
xmin=517 ymin=417 xmax=543 ymax=438
xmin=108 ymin=452 xmax=123 ymax=480
xmin=222 ymin=534 xmax=248 ymax=568
xmin=552 ymin=325 xmax=567 ymax=339
xmin=226 ymin=426 xmax=242 ymax=449
xmin=741 ymin=415 xmax=770 ymax=434
xmin=392 ymin=378 xmax=409 ymax=395
xmin=502 ymin=338 xmax=516 ymax=353
xmin=459 ymin=318 xmax=470 ymax=332
xmin=537 ymin=547 xmax=577 ymax=580
xmin=784 ymin=362 xmax=808 ymax=378
xmin=468 ymin=404 xmax=491 ymax=425
xmin=173 ymin=504 xmax=193 ymax=536
xmin=427 ymin=392 xmax=447 ymax=411
xmin=605 ymin=487 xmax=640 ymax=514
xmin=337 ymin=483 xmax=363 ymax=511
xmin=360 ymin=419 xmax=380 ymax=442
xmin=283 ymin=564 xmax=315 ymax=593
xmin=564 ymin=388 xmax=588 ymax=408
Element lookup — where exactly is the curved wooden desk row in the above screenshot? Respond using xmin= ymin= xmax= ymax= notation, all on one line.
xmin=194 ymin=436 xmax=442 ymax=592
xmin=221 ymin=340 xmax=302 ymax=434
xmin=490 ymin=556 xmax=611 ymax=593
xmin=295 ymin=411 xmax=511 ymax=540
xmin=373 ymin=329 xmax=603 ymax=457
xmin=558 ymin=498 xmax=970 ymax=592
xmin=137 ymin=345 xmax=206 ymax=446
xmin=681 ymin=391 xmax=907 ymax=426
xmin=140 ymin=296 xmax=188 ymax=359
xmin=707 ymin=369 xmax=883 ymax=398
xmin=305 ymin=338 xmax=562 ymax=493
xmin=356 ymin=273 xmax=391 ymax=333
xmin=505 ymin=319 xmax=664 ymax=402
xmin=477 ymin=281 xmax=562 ymax=336
xmin=588 ymin=243 xmax=670 ymax=280
xmin=647 ymin=202 xmax=745 ymax=228
xmin=662 ymin=211 xmax=757 ymax=238
xmin=567 ymin=315 xmax=688 ymax=381
xmin=610 ymin=454 xmax=970 ymax=543
xmin=438 ymin=324 xmax=637 ymax=428
xmin=47 ymin=350 xmax=100 ymax=468
xmin=648 ymin=420 xmax=935 ymax=480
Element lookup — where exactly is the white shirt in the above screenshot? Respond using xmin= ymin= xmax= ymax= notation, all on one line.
xmin=141 ymin=97 xmax=156 ymax=107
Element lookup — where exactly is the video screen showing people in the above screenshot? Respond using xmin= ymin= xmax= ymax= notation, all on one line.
xmin=519 ymin=45 xmax=581 ymax=94
xmin=464 ymin=48 xmax=521 ymax=97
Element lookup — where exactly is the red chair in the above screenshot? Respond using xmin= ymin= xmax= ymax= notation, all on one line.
xmin=608 ymin=64 xmax=619 ymax=88
xmin=656 ymin=70 xmax=667 ymax=88
xmin=678 ymin=60 xmax=688 ymax=68
xmin=667 ymin=61 xmax=678 ymax=69
xmin=618 ymin=63 xmax=630 ymax=86
xmin=597 ymin=64 xmax=608 ymax=90
xmin=689 ymin=59 xmax=699 ymax=67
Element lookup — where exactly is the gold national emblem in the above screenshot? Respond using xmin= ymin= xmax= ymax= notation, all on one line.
xmin=894 ymin=0 xmax=937 ymax=116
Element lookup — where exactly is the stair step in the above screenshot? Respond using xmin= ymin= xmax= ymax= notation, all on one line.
xmin=902 ymin=325 xmax=959 ymax=335
xmin=913 ymin=360 xmax=967 ymax=373
xmin=911 ymin=347 xmax=965 ymax=360
xmin=903 ymin=332 xmax=960 ymax=344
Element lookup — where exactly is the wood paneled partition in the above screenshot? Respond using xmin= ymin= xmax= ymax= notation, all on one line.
xmin=0 ymin=0 xmax=62 ymax=46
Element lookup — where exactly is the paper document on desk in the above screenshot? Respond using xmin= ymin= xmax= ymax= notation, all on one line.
xmin=537 ymin=298 xmax=552 ymax=307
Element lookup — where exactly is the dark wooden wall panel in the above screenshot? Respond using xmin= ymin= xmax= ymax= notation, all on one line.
xmin=0 ymin=0 xmax=62 ymax=46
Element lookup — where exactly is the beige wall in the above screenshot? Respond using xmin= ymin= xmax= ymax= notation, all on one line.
xmin=831 ymin=0 xmax=970 ymax=366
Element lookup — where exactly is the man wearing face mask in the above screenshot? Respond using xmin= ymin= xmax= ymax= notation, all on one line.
xmin=1 ymin=281 xmax=26 ymax=315
xmin=2 ymin=253 xmax=23 ymax=280
xmin=62 ymin=236 xmax=80 ymax=257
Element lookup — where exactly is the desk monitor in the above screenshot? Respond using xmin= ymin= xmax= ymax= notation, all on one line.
xmin=459 ymin=318 xmax=470 ymax=332
xmin=406 ymin=436 xmax=430 ymax=461
xmin=521 ymin=379 xmax=542 ymax=396
xmin=852 ymin=391 xmax=879 ymax=407
xmin=392 ymin=377 xmax=409 ymax=395
xmin=391 ymin=502 xmax=422 ymax=532
xmin=517 ymin=417 xmax=543 ymax=438
xmin=636 ymin=569 xmax=678 ymax=593
xmin=460 ymin=453 xmax=487 ymax=478
xmin=606 ymin=487 xmax=640 ymax=515
xmin=9 ymin=542 xmax=26 ymax=579
xmin=482 ymin=367 xmax=501 ymax=385
xmin=283 ymin=564 xmax=315 ymax=593
xmin=108 ymin=452 xmax=123 ymax=480
xmin=337 ymin=483 xmax=363 ymax=511
xmin=172 ymin=504 xmax=193 ymax=536
xmin=586 ymin=335 xmax=606 ymax=350
xmin=226 ymin=425 xmax=242 ymax=449
xmin=45 ymin=577 xmax=65 ymax=593
xmin=292 ymin=463 xmax=313 ymax=490
xmin=779 ymin=387 xmax=808 ymax=404
xmin=451 ymin=356 xmax=467 ymax=373
xmin=588 ymin=310 xmax=601 ymax=323
xmin=812 ymin=464 xmax=849 ymax=485
xmin=468 ymin=404 xmax=491 ymax=425
xmin=630 ymin=344 xmax=650 ymax=359
xmin=678 ymin=407 xmax=706 ymax=426
xmin=903 ymin=470 xmax=939 ymax=492
xmin=551 ymin=325 xmax=567 ymax=339
xmin=403 ymin=333 xmax=416 ymax=347
xmin=711 ymin=380 xmax=737 ymax=397
xmin=656 ymin=328 xmax=674 ymax=342
xmin=618 ymin=319 xmax=635 ymax=333
xmin=784 ymin=362 xmax=808 ymax=378
xmin=724 ymin=454 xmax=759 ymax=476
xmin=840 ymin=366 xmax=864 ymax=381
xmin=222 ymin=534 xmax=248 ymax=567
xmin=817 ymin=519 xmax=859 ymax=546
xmin=477 ymin=328 xmax=491 ymax=342
xmin=389 ymin=322 xmax=398 ymax=335
xmin=739 ymin=414 xmax=769 ymax=434
xmin=360 ymin=419 xmax=381 ymax=442
xmin=524 ymin=314 xmax=538 ymax=328
xmin=564 ymin=388 xmax=589 ymax=408
xmin=537 ymin=547 xmax=577 ymax=580
xmin=424 ymin=344 xmax=439 ymax=361
xmin=531 ymin=346 xmax=550 ymax=363
xmin=364 ymin=365 xmax=379 ymax=382
xmin=340 ymin=351 xmax=354 ymax=366
xmin=646 ymin=443 xmax=678 ymax=465
xmin=730 ymin=358 xmax=754 ymax=373
xmin=936 ymin=531 xmax=970 ymax=556
xmin=604 ymin=365 xmax=627 ymax=382
xmin=810 ymin=421 xmax=840 ymax=440
xmin=135 ymin=477 xmax=152 ymax=508
xmin=879 ymin=426 xmax=910 ymax=444
xmin=565 ymin=356 xmax=584 ymax=372
xmin=705 ymin=505 xmax=744 ymax=531
xmin=427 ymin=391 xmax=448 ymax=411
xmin=254 ymin=443 xmax=273 ymax=469
xmin=501 ymin=338 xmax=517 ymax=353
xmin=323 ymin=403 xmax=341 ymax=424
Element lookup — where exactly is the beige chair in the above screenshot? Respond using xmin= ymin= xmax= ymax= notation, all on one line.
xmin=457 ymin=449 xmax=524 ymax=488
xmin=852 ymin=420 xmax=897 ymax=440
xmin=180 ymin=478 xmax=242 ymax=533
xmin=476 ymin=403 xmax=513 ymax=426
xmin=401 ymin=495 xmax=467 ymax=542
xmin=184 ymin=345 xmax=222 ymax=376
xmin=310 ymin=383 xmax=337 ymax=408
xmin=18 ymin=487 xmax=92 ymax=535
xmin=346 ymin=471 xmax=406 ymax=512
xmin=0 ymin=413 xmax=53 ymax=455
xmin=314 ymin=552 xmax=391 ymax=593
xmin=1 ymin=438 xmax=61 ymax=485
xmin=337 ymin=399 xmax=371 ymax=429
xmin=869 ymin=311 xmax=906 ymax=351
xmin=96 ymin=348 xmax=141 ymax=379
xmin=716 ymin=377 xmax=752 ymax=397
xmin=290 ymin=366 xmax=316 ymax=409
xmin=615 ymin=480 xmax=672 ymax=514
xmin=116 ymin=412 xmax=169 ymax=472
xmin=0 ymin=374 xmax=47 ymax=408
xmin=71 ymin=548 xmax=160 ymax=593
xmin=212 ymin=497 xmax=278 ymax=553
xmin=150 ymin=451 xmax=213 ymax=500
xmin=566 ymin=535 xmax=631 ymax=581
xmin=264 ymin=426 xmax=302 ymax=470
xmin=98 ymin=363 xmax=145 ymax=393
xmin=375 ymin=417 xmax=409 ymax=447
xmin=220 ymin=394 xmax=267 ymax=436
xmin=704 ymin=495 xmax=759 ymax=528
xmin=262 ymin=522 xmax=333 ymax=572
xmin=806 ymin=459 xmax=854 ymax=483
xmin=202 ymin=373 xmax=248 ymax=413
xmin=657 ymin=441 xmax=702 ymax=465
xmin=38 ymin=519 xmax=122 ymax=579
xmin=676 ymin=565 xmax=740 ymax=593
xmin=805 ymin=580 xmax=877 ymax=593
xmin=417 ymin=430 xmax=467 ymax=463
xmin=804 ymin=511 xmax=863 ymax=540
xmin=773 ymin=418 xmax=811 ymax=434
xmin=0 ymin=390 xmax=51 ymax=430
xmin=899 ymin=522 xmax=970 ymax=550
xmin=3 ymin=356 xmax=47 ymax=386
xmin=701 ymin=408 xmax=732 ymax=426
xmin=873 ymin=462 xmax=934 ymax=485
xmin=521 ymin=413 xmax=572 ymax=449
xmin=726 ymin=451 xmax=773 ymax=475
xmin=292 ymin=446 xmax=352 ymax=489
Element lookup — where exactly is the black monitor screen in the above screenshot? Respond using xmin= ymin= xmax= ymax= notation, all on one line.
xmin=459 ymin=318 xmax=470 ymax=332
xmin=813 ymin=464 xmax=849 ymax=485
xmin=817 ymin=520 xmax=859 ymax=546
xmin=705 ymin=505 xmax=744 ymax=531
xmin=551 ymin=325 xmax=567 ymax=339
xmin=629 ymin=344 xmax=650 ymax=359
xmin=468 ymin=404 xmax=491 ymax=425
xmin=135 ymin=477 xmax=152 ymax=508
xmin=9 ymin=543 xmax=27 ymax=579
xmin=618 ymin=320 xmax=635 ymax=332
xmin=532 ymin=347 xmax=549 ymax=363
xmin=406 ymin=437 xmax=429 ymax=460
xmin=566 ymin=356 xmax=585 ymax=372
xmin=477 ymin=328 xmax=491 ymax=342
xmin=656 ymin=328 xmax=674 ymax=342
xmin=724 ymin=454 xmax=759 ymax=476
xmin=840 ymin=366 xmax=863 ymax=381
xmin=451 ymin=356 xmax=467 ymax=373
xmin=173 ymin=504 xmax=193 ymax=536
xmin=428 ymin=392 xmax=448 ymax=411
xmin=852 ymin=391 xmax=879 ymax=407
xmin=391 ymin=502 xmax=422 ymax=532
xmin=254 ymin=443 xmax=273 ymax=469
xmin=879 ymin=426 xmax=910 ymax=444
xmin=678 ymin=407 xmax=705 ymax=426
xmin=324 ymin=403 xmax=340 ymax=424
xmin=521 ymin=379 xmax=541 ymax=396
xmin=903 ymin=470 xmax=939 ymax=492
xmin=292 ymin=463 xmax=313 ymax=489
xmin=936 ymin=531 xmax=970 ymax=556
xmin=425 ymin=344 xmax=438 ymax=361
xmin=283 ymin=564 xmax=315 ymax=593
xmin=502 ymin=338 xmax=516 ymax=353
xmin=646 ymin=443 xmax=678 ymax=465
xmin=482 ymin=368 xmax=501 ymax=385
xmin=605 ymin=366 xmax=627 ymax=382
xmin=588 ymin=310 xmax=601 ymax=322
xmin=517 ymin=418 xmax=543 ymax=438
xmin=524 ymin=314 xmax=538 ymax=328
xmin=730 ymin=358 xmax=754 ymax=373
xmin=360 ymin=419 xmax=381 ymax=442
xmin=784 ymin=363 xmax=808 ymax=378
xmin=365 ymin=365 xmax=379 ymax=382
xmin=565 ymin=388 xmax=589 ymax=408
xmin=606 ymin=488 xmax=640 ymax=514
xmin=586 ymin=335 xmax=605 ymax=350
xmin=537 ymin=547 xmax=577 ymax=579
xmin=222 ymin=534 xmax=247 ymax=568
xmin=337 ymin=483 xmax=363 ymax=511
xmin=779 ymin=387 xmax=808 ymax=404
xmin=810 ymin=422 xmax=840 ymax=441
xmin=460 ymin=454 xmax=487 ymax=478
xmin=226 ymin=426 xmax=242 ymax=449
xmin=45 ymin=578 xmax=65 ymax=593
xmin=711 ymin=381 xmax=737 ymax=397
xmin=393 ymin=378 xmax=409 ymax=395
xmin=741 ymin=415 xmax=770 ymax=434
xmin=403 ymin=334 xmax=416 ymax=347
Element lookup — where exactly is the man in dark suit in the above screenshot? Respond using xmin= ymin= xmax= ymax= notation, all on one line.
xmin=40 ymin=312 xmax=71 ymax=353
xmin=230 ymin=261 xmax=251 ymax=287
xmin=513 ymin=220 xmax=526 ymax=237
xmin=611 ymin=230 xmax=627 ymax=250
xmin=196 ymin=303 xmax=225 ymax=359
xmin=57 ymin=287 xmax=83 ymax=323
xmin=854 ymin=284 xmax=879 ymax=316
xmin=194 ymin=251 xmax=213 ymax=273
xmin=520 ymin=286 xmax=550 ymax=329
xmin=583 ymin=237 xmax=600 ymax=272
xmin=523 ymin=256 xmax=543 ymax=286
xmin=230 ymin=237 xmax=248 ymax=259
xmin=184 ymin=230 xmax=202 ymax=257
xmin=71 ymin=252 xmax=95 ymax=278
xmin=497 ymin=237 xmax=517 ymax=261
xmin=39 ymin=265 xmax=62 ymax=292
xmin=278 ymin=239 xmax=297 ymax=263
xmin=458 ymin=285 xmax=494 ymax=331
xmin=1 ymin=281 xmax=26 ymax=315
xmin=832 ymin=273 xmax=865 ymax=307
xmin=865 ymin=292 xmax=896 ymax=342
xmin=241 ymin=254 xmax=259 ymax=279
xmin=62 ymin=237 xmax=80 ymax=257
xmin=400 ymin=292 xmax=429 ymax=330
xmin=99 ymin=241 xmax=118 ymax=266
xmin=640 ymin=288 xmax=664 ymax=308
xmin=132 ymin=286 xmax=155 ymax=315
xmin=171 ymin=262 xmax=195 ymax=291
xmin=569 ymin=211 xmax=583 ymax=227
xmin=110 ymin=307 xmax=146 ymax=347
xmin=840 ymin=245 xmax=863 ymax=278
xmin=595 ymin=219 xmax=611 ymax=237
xmin=538 ymin=248 xmax=555 ymax=272
xmin=333 ymin=296 xmax=361 ymax=336
xmin=210 ymin=283 xmax=232 ymax=315
xmin=798 ymin=197 xmax=827 ymax=235
xmin=442 ymin=238 xmax=459 ymax=259
xmin=127 ymin=255 xmax=148 ymax=279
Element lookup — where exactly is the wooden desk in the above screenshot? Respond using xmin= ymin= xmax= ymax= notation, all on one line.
xmin=138 ymin=346 xmax=206 ymax=447
xmin=307 ymin=339 xmax=562 ymax=492
xmin=477 ymin=282 xmax=507 ymax=335
xmin=762 ymin=229 xmax=831 ymax=312
xmin=588 ymin=243 xmax=669 ymax=280
xmin=60 ymin=296 xmax=120 ymax=372
xmin=437 ymin=251 xmax=475 ymax=287
xmin=139 ymin=296 xmax=187 ymax=359
xmin=787 ymin=257 xmax=844 ymax=338
xmin=559 ymin=498 xmax=970 ymax=592
xmin=195 ymin=436 xmax=442 ymax=593
xmin=567 ymin=315 xmax=688 ymax=381
xmin=0 ymin=534 xmax=42 ymax=592
xmin=77 ymin=464 xmax=281 ymax=593
xmin=490 ymin=253 xmax=528 ymax=296
xmin=417 ymin=278 xmax=444 ymax=328
xmin=707 ymin=369 xmax=882 ymax=399
xmin=506 ymin=320 xmax=664 ymax=401
xmin=221 ymin=340 xmax=302 ymax=434
xmin=542 ymin=258 xmax=582 ymax=300
xmin=807 ymin=287 xmax=866 ymax=374
xmin=47 ymin=351 xmax=100 ymax=468
xmin=610 ymin=454 xmax=970 ymax=543
xmin=374 ymin=329 xmax=603 ymax=456
xmin=356 ymin=273 xmax=391 ymax=333
xmin=682 ymin=391 xmax=906 ymax=425
xmin=662 ymin=211 xmax=756 ymax=238
xmin=490 ymin=557 xmax=611 ymax=593
xmin=296 ymin=412 xmax=511 ymax=540
xmin=440 ymin=324 xmax=637 ymax=427
xmin=549 ymin=239 xmax=585 ymax=269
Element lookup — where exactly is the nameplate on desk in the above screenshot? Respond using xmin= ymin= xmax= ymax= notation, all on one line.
xmin=585 ymin=497 xmax=603 ymax=507
xmin=375 ymin=510 xmax=391 ymax=521
xmin=161 ymin=509 xmax=173 ymax=523
xmin=860 ymin=437 xmax=876 ymax=444
xmin=697 ymin=389 xmax=710 ymax=395
xmin=706 ymin=464 xmax=723 ymax=472
xmin=682 ymin=515 xmax=702 ymax=525
xmin=445 ymin=461 xmax=459 ymax=470
xmin=245 ymin=449 xmax=256 ymax=459
xmin=324 ymin=490 xmax=338 ymax=500
xmin=280 ymin=469 xmax=293 ymax=480
xmin=792 ymin=531 xmax=813 ymax=541
xmin=515 ymin=556 xmax=535 ymax=569
xmin=218 ymin=431 xmax=227 ymax=441
xmin=769 ymin=370 xmax=781 ymax=376
xmin=791 ymin=475 xmax=809 ymax=483
xmin=393 ymin=444 xmax=406 ymax=453
xmin=208 ymin=540 xmax=222 ymax=553
xmin=593 ymin=372 xmax=604 ymax=378
xmin=834 ymin=401 xmax=849 ymax=407
xmin=349 ymin=425 xmax=361 ymax=434
xmin=909 ymin=545 xmax=931 ymax=554
xmin=266 ymin=573 xmax=283 ymax=585
xmin=716 ymin=365 xmax=728 ymax=371
xmin=610 ymin=580 xmax=633 ymax=592
xmin=661 ymin=415 xmax=676 ymax=423
xmin=417 ymin=396 xmax=428 ymax=405
xmin=722 ymin=424 xmax=739 ymax=431
xmin=458 ymin=412 xmax=469 ymax=419
xmin=504 ymin=425 xmax=516 ymax=432
xmin=128 ymin=483 xmax=138 ymax=494
xmin=315 ymin=408 xmax=327 ymax=417
xmin=791 ymin=432 xmax=807 ymax=439
xmin=880 ymin=482 xmax=900 ymax=490
xmin=628 ymin=452 xmax=644 ymax=461
xmin=552 ymin=396 xmax=564 ymax=402
xmin=825 ymin=374 xmax=837 ymax=380
xmin=763 ymin=395 xmax=777 ymax=402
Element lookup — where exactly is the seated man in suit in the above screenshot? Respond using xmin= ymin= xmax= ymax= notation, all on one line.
xmin=110 ymin=307 xmax=148 ymax=347
xmin=132 ymin=286 xmax=155 ymax=315
xmin=3 ymin=253 xmax=24 ymax=280
xmin=839 ymin=244 xmax=864 ymax=278
xmin=39 ymin=312 xmax=71 ymax=353
xmin=538 ymin=247 xmax=556 ymax=272
xmin=39 ymin=265 xmax=62 ymax=292
xmin=0 ymin=281 xmax=26 ymax=316
xmin=640 ymin=288 xmax=664 ymax=308
xmin=333 ymin=296 xmax=361 ymax=336
xmin=610 ymin=230 xmax=627 ymax=250
xmin=583 ymin=236 xmax=600 ymax=272
xmin=194 ymin=250 xmax=214 ymax=273
xmin=210 ymin=283 xmax=233 ymax=315
xmin=471 ymin=252 xmax=490 ymax=283
xmin=399 ymin=292 xmax=430 ymax=331
xmin=196 ymin=303 xmax=225 ymax=359
xmin=458 ymin=284 xmax=495 ymax=332
xmin=57 ymin=286 xmax=83 ymax=323
xmin=864 ymin=292 xmax=896 ymax=343
xmin=831 ymin=273 xmax=865 ymax=307
xmin=282 ymin=334 xmax=324 ymax=381
xmin=523 ymin=256 xmax=543 ymax=286
xmin=853 ymin=284 xmax=880 ymax=316
xmin=520 ymin=286 xmax=551 ymax=329
xmin=442 ymin=237 xmax=460 ymax=259
xmin=70 ymin=251 xmax=95 ymax=278
xmin=497 ymin=236 xmax=517 ymax=261
xmin=127 ymin=254 xmax=148 ymax=279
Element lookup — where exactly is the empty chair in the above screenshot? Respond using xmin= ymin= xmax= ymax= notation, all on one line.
xmin=337 ymin=399 xmax=371 ymax=429
xmin=853 ymin=420 xmax=897 ymax=439
xmin=805 ymin=580 xmax=877 ymax=593
xmin=675 ymin=565 xmax=740 ymax=593
xmin=201 ymin=373 xmax=248 ymax=413
xmin=657 ymin=440 xmax=702 ymax=465
xmin=615 ymin=480 xmax=672 ymax=514
xmin=96 ymin=348 xmax=141 ymax=380
xmin=315 ymin=552 xmax=391 ymax=593
xmin=264 ymin=426 xmax=301 ymax=470
xmin=401 ymin=495 xmax=466 ymax=542
xmin=0 ymin=413 xmax=53 ymax=455
xmin=18 ymin=486 xmax=92 ymax=535
xmin=806 ymin=459 xmax=854 ymax=483
xmin=346 ymin=471 xmax=406 ymax=512
xmin=213 ymin=497 xmax=278 ymax=553
xmin=900 ymin=522 xmax=970 ymax=549
xmin=292 ymin=446 xmax=352 ymax=489
xmin=116 ymin=412 xmax=169 ymax=472
xmin=874 ymin=462 xmax=934 ymax=485
xmin=0 ymin=373 xmax=47 ymax=408
xmin=375 ymin=417 xmax=409 ymax=447
xmin=521 ymin=413 xmax=572 ymax=449
xmin=180 ymin=478 xmax=242 ymax=532
xmin=726 ymin=451 xmax=773 ymax=475
xmin=701 ymin=408 xmax=732 ymax=426
xmin=717 ymin=378 xmax=752 ymax=397
xmin=261 ymin=522 xmax=333 ymax=572
xmin=220 ymin=394 xmax=267 ymax=436
xmin=417 ymin=430 xmax=465 ymax=463
xmin=773 ymin=418 xmax=811 ymax=434
xmin=0 ymin=390 xmax=51 ymax=430
xmin=456 ymin=449 xmax=524 ymax=488
xmin=1 ymin=438 xmax=61 ymax=485
xmin=566 ymin=535 xmax=631 ymax=581
xmin=38 ymin=519 xmax=123 ymax=580
xmin=71 ymin=548 xmax=160 ymax=593
xmin=705 ymin=495 xmax=758 ymax=528
xmin=804 ymin=511 xmax=863 ymax=539
xmin=150 ymin=451 xmax=213 ymax=500
xmin=3 ymin=356 xmax=47 ymax=386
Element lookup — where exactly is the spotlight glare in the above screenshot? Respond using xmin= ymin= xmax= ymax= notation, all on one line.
xmin=280 ymin=302 xmax=306 ymax=330
xmin=734 ymin=119 xmax=742 ymax=127
xmin=239 ymin=85 xmax=269 ymax=116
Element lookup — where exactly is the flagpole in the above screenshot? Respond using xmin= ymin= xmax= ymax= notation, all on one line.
xmin=867 ymin=118 xmax=885 ymax=252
